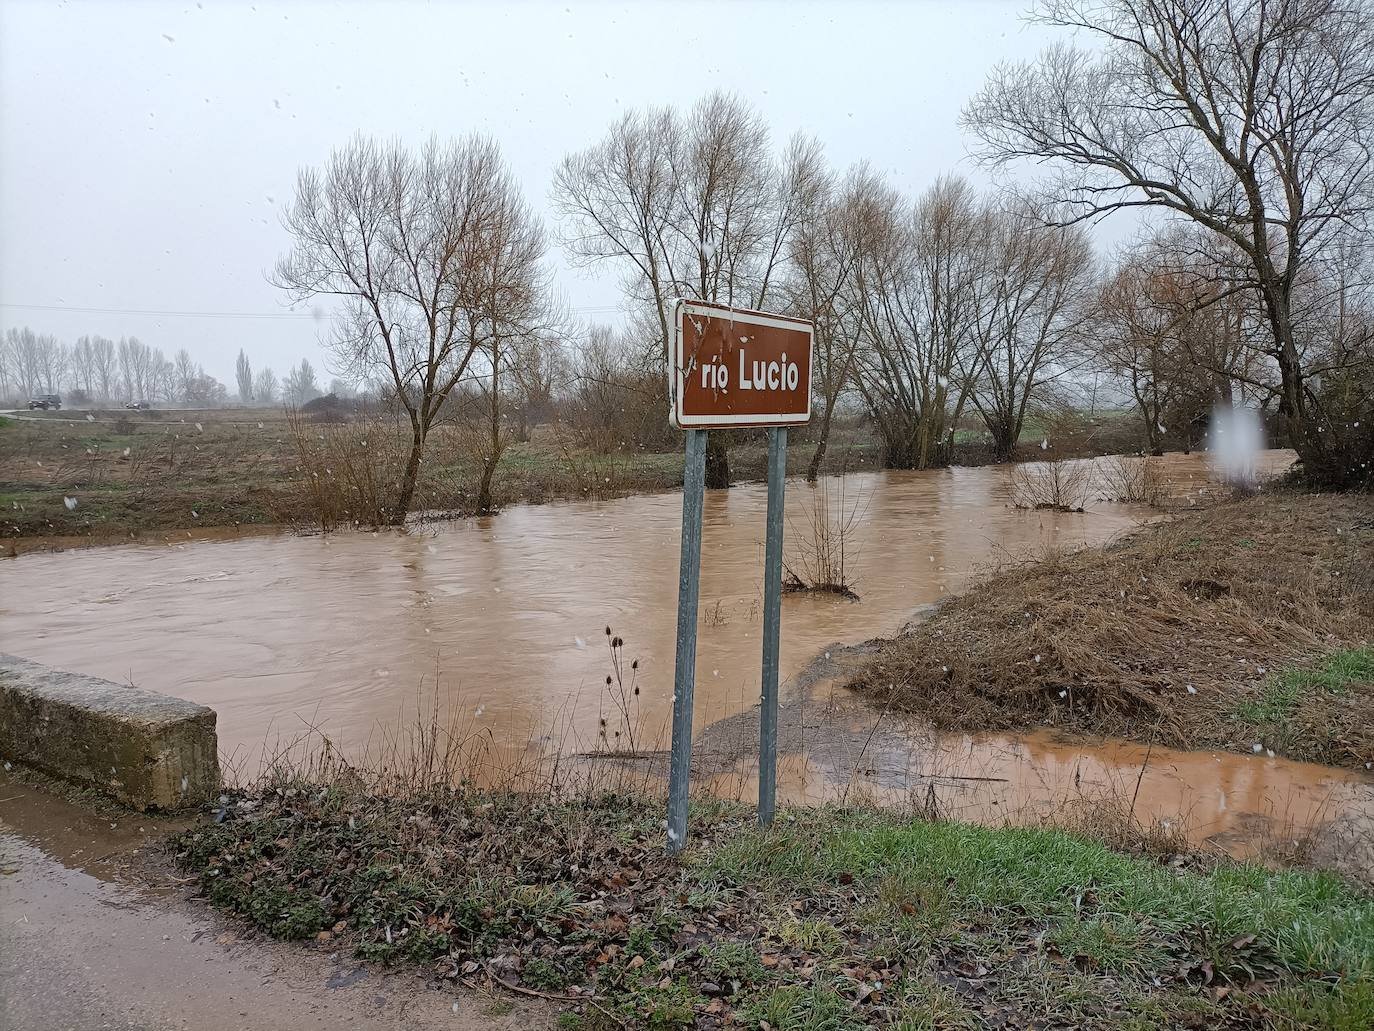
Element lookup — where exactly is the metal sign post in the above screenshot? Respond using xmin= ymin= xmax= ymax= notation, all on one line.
xmin=666 ymin=428 xmax=707 ymax=853
xmin=665 ymin=299 xmax=813 ymax=854
xmin=757 ymin=425 xmax=788 ymax=826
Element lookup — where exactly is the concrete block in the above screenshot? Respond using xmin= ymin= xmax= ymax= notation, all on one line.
xmin=0 ymin=654 xmax=220 ymax=810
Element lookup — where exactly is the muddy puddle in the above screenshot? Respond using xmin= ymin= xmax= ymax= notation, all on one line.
xmin=5 ymin=448 xmax=1367 ymax=864
xmin=0 ymin=771 xmax=544 ymax=1030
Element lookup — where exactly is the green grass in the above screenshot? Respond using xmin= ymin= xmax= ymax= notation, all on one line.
xmin=1236 ymin=648 xmax=1374 ymax=720
xmin=710 ymin=815 xmax=1374 ymax=982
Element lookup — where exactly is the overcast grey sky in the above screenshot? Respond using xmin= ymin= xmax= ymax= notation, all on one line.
xmin=1 ymin=0 xmax=1073 ymax=386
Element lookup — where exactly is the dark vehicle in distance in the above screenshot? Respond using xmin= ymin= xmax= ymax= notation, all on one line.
xmin=27 ymin=393 xmax=62 ymax=410
xmin=124 ymin=400 xmax=151 ymax=410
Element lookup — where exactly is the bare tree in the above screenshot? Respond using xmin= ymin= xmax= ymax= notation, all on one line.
xmin=509 ymin=333 xmax=568 ymax=441
xmin=969 ymin=202 xmax=1097 ymax=460
xmin=253 ymin=366 xmax=279 ymax=403
xmin=466 ymin=183 xmax=556 ymax=514
xmin=151 ymin=348 xmax=177 ymax=403
xmin=274 ymin=134 xmax=548 ymax=523
xmin=36 ymin=335 xmax=66 ymax=393
xmin=173 ymin=348 xmax=198 ymax=402
xmin=1101 ymin=224 xmax=1281 ymax=454
xmin=71 ymin=337 xmax=98 ymax=396
xmin=964 ymin=0 xmax=1374 ymax=486
xmin=1099 ymin=253 xmax=1190 ymax=455
xmin=91 ymin=336 xmax=116 ymax=401
xmin=5 ymin=328 xmax=49 ymax=397
xmin=283 ymin=358 xmax=320 ymax=405
xmin=118 ymin=336 xmax=153 ymax=401
xmin=554 ymin=92 xmax=819 ymax=488
xmin=235 ymin=350 xmax=254 ymax=402
xmin=0 ymin=331 xmax=12 ymax=400
xmin=781 ymin=163 xmax=866 ymax=481
xmin=851 ymin=176 xmax=988 ymax=469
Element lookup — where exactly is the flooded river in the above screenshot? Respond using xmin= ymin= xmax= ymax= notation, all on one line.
xmin=3 ymin=449 xmax=1369 ymax=863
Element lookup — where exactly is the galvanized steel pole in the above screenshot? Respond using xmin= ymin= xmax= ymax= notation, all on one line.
xmin=667 ymin=428 xmax=707 ymax=853
xmin=758 ymin=426 xmax=787 ymax=825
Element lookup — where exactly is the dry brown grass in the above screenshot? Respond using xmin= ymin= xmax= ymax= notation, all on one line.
xmin=284 ymin=408 xmax=410 ymax=528
xmin=850 ymin=490 xmax=1374 ymax=765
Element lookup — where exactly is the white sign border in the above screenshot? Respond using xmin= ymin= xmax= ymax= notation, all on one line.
xmin=669 ymin=298 xmax=814 ymax=429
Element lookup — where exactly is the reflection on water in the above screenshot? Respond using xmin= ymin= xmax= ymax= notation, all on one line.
xmin=701 ymin=673 xmax=1372 ymax=868
xmin=4 ymin=448 xmax=1365 ymax=862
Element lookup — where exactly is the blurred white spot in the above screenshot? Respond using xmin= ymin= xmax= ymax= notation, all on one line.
xmin=63 ymin=496 xmax=78 ymax=510
xmin=574 ymin=636 xmax=586 ymax=649
xmin=1252 ymin=743 xmax=1264 ymax=753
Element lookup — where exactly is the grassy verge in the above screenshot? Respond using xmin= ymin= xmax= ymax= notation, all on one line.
xmin=171 ymin=785 xmax=1374 ymax=1030
xmin=850 ymin=490 xmax=1374 ymax=769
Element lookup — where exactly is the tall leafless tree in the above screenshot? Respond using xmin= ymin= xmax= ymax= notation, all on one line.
xmin=969 ymin=202 xmax=1097 ymax=460
xmin=554 ymin=92 xmax=821 ymax=488
xmin=253 ymin=366 xmax=279 ymax=404
xmin=173 ymin=348 xmax=198 ymax=402
xmin=781 ymin=163 xmax=866 ymax=481
xmin=71 ymin=337 xmax=98 ymax=397
xmin=964 ymin=0 xmax=1374 ymax=486
xmin=274 ymin=134 xmax=549 ymax=522
xmin=236 ymin=349 xmax=254 ymax=403
xmin=91 ymin=336 xmax=116 ymax=401
xmin=851 ymin=176 xmax=988 ymax=469
xmin=465 ymin=184 xmax=556 ymax=514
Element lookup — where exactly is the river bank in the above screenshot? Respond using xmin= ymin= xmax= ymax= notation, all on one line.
xmin=0 ymin=406 xmax=1135 ymax=548
xmin=167 ymin=775 xmax=1374 ymax=1030
xmin=849 ymin=489 xmax=1374 ymax=771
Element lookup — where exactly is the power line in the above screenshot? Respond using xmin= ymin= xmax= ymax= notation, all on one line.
xmin=1 ymin=300 xmax=625 ymax=320
xmin=1 ymin=302 xmax=313 ymax=321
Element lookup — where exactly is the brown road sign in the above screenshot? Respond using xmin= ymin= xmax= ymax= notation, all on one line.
xmin=670 ymin=299 xmax=813 ymax=428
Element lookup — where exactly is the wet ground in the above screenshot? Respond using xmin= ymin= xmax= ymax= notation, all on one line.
xmin=0 ymin=772 xmax=552 ymax=1031
xmin=4 ymin=449 xmax=1367 ymax=865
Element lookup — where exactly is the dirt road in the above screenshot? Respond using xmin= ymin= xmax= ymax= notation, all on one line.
xmin=0 ymin=774 xmax=553 ymax=1031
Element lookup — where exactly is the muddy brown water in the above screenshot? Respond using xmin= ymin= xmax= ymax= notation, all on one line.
xmin=0 ymin=771 xmax=551 ymax=1030
xmin=3 ymin=449 xmax=1370 ymax=865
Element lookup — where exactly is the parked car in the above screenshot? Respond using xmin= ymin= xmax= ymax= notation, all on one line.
xmin=124 ymin=399 xmax=151 ymax=410
xmin=27 ymin=393 xmax=62 ymax=410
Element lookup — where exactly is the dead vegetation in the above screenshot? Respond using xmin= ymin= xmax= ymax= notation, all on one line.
xmin=850 ymin=490 xmax=1374 ymax=767
xmin=285 ymin=408 xmax=410 ymax=529
xmin=782 ymin=476 xmax=866 ymax=599
xmin=1008 ymin=456 xmax=1092 ymax=511
xmin=1094 ymin=453 xmax=1168 ymax=506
